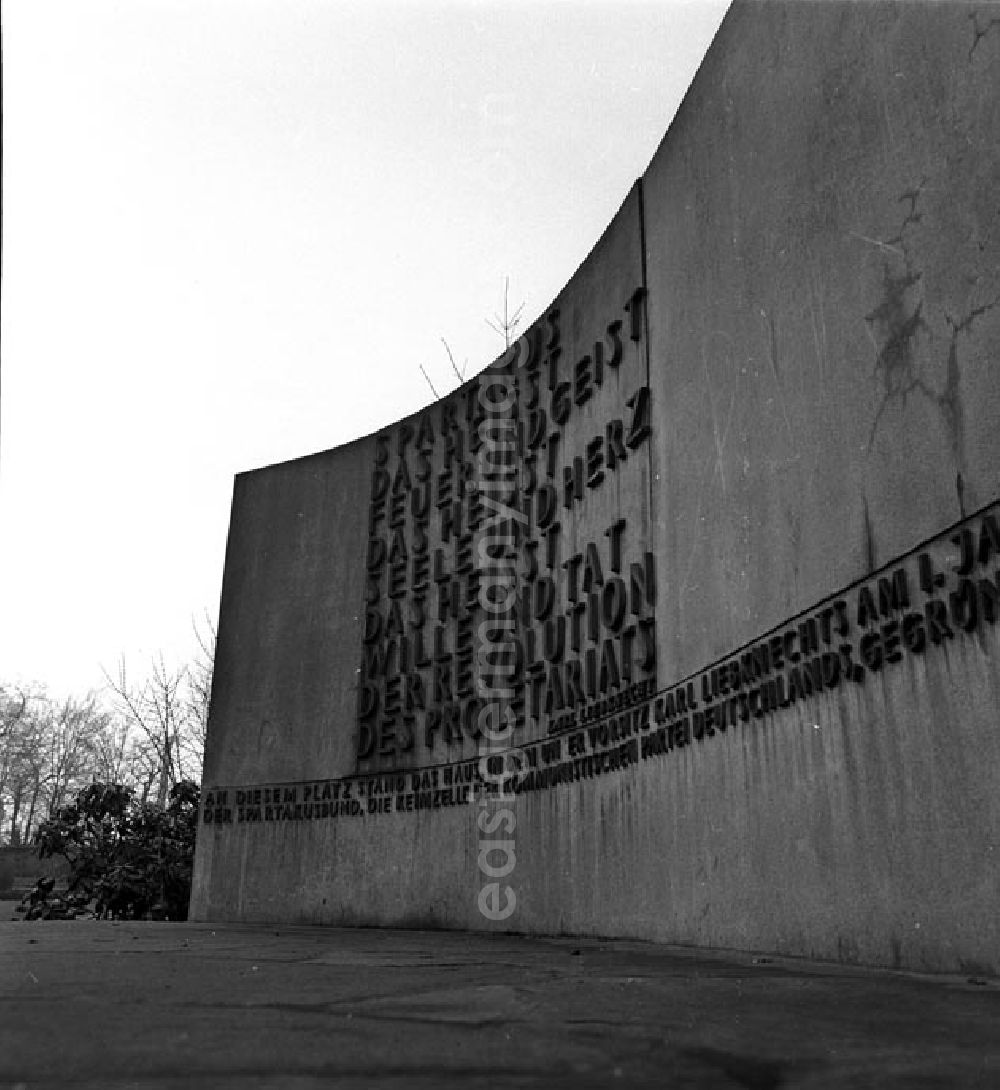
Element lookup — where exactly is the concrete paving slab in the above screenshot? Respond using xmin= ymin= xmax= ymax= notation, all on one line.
xmin=1 ymin=921 xmax=997 ymax=1089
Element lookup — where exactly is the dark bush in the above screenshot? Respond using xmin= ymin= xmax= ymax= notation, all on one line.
xmin=27 ymin=780 xmax=200 ymax=921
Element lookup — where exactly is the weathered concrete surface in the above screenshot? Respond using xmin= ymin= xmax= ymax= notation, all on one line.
xmin=639 ymin=0 xmax=1000 ymax=971
xmin=191 ymin=186 xmax=652 ymax=931
xmin=646 ymin=0 xmax=1000 ymax=666
xmin=2 ymin=921 xmax=998 ymax=1089
xmin=190 ymin=0 xmax=1000 ymax=977
xmin=203 ymin=438 xmax=374 ymax=790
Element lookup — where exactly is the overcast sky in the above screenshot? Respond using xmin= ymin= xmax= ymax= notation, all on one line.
xmin=1 ymin=0 xmax=729 ymax=698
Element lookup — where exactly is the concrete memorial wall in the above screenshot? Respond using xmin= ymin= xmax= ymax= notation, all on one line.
xmin=191 ymin=0 xmax=1000 ymax=974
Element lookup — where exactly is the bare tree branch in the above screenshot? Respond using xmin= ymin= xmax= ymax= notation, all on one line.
xmin=440 ymin=338 xmax=467 ymax=382
xmin=418 ymin=363 xmax=440 ymax=398
xmin=485 ymin=276 xmax=525 ymax=349
xmin=102 ymin=654 xmax=197 ymax=806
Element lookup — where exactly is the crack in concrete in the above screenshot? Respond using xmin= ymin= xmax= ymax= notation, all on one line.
xmin=969 ymin=9 xmax=1000 ymax=59
xmin=862 ymin=178 xmax=988 ymax=472
xmin=945 ymin=292 xmax=1000 ymax=338
xmin=884 ymin=177 xmax=929 ymax=247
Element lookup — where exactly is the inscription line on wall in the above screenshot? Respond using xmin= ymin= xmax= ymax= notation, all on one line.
xmin=201 ymin=503 xmax=999 ymax=826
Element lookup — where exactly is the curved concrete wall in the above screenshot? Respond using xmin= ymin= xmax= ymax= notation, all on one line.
xmin=191 ymin=0 xmax=1000 ymax=974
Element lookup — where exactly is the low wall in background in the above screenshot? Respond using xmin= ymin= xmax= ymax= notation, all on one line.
xmin=0 ymin=847 xmax=69 ymax=889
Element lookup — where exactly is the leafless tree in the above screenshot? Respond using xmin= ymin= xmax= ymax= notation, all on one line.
xmin=182 ymin=613 xmax=216 ymax=772
xmin=100 ymin=615 xmax=214 ymax=806
xmin=41 ymin=693 xmax=109 ymax=814
xmin=1 ymin=685 xmax=33 ymax=844
xmin=1 ymin=617 xmax=216 ymax=841
xmin=419 ymin=279 xmax=523 ymax=397
xmin=485 ymin=276 xmax=525 ymax=348
xmin=104 ymin=656 xmax=192 ymax=807
xmin=0 ymin=686 xmax=111 ymax=843
xmin=89 ymin=716 xmax=138 ymax=785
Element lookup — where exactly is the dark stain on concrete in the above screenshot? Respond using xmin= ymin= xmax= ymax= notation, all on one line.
xmin=890 ymin=936 xmax=903 ymax=970
xmin=862 ymin=496 xmax=877 ymax=572
xmin=866 ymin=262 xmax=928 ymax=448
xmin=866 ymin=182 xmax=930 ymax=450
xmin=942 ymin=292 xmax=1000 ymax=509
xmin=866 ymin=177 xmax=996 ymax=479
xmin=680 ymin=1046 xmax=791 ymax=1090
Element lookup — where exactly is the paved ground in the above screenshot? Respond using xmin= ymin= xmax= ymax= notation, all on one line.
xmin=1 ymin=921 xmax=997 ymax=1089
